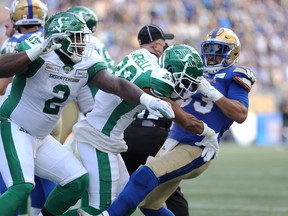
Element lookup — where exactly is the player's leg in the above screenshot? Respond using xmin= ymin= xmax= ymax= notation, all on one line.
xmin=30 ymin=117 xmax=61 ymax=216
xmin=139 ymin=179 xmax=180 ymax=216
xmin=72 ymin=141 xmax=129 ymax=215
xmin=17 ymin=197 xmax=29 ymax=216
xmin=122 ymin=125 xmax=168 ymax=174
xmin=122 ymin=124 xmax=189 ymax=215
xmin=137 ymin=145 xmax=210 ymax=215
xmin=35 ymin=135 xmax=88 ymax=215
xmin=105 ymin=144 xmax=210 ymax=216
xmin=165 ymin=186 xmax=189 ymax=216
xmin=30 ymin=176 xmax=56 ymax=216
xmin=0 ymin=167 xmax=28 ymax=216
xmin=0 ymin=120 xmax=35 ymax=215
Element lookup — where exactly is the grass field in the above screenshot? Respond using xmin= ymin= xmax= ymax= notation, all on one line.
xmin=133 ymin=143 xmax=288 ymax=216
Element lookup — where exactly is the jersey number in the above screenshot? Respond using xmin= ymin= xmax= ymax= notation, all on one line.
xmin=43 ymin=84 xmax=70 ymax=115
xmin=193 ymin=97 xmax=214 ymax=114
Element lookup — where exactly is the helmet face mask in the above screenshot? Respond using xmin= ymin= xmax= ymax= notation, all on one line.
xmin=159 ymin=44 xmax=203 ymax=100
xmin=44 ymin=12 xmax=92 ymax=63
xmin=9 ymin=0 xmax=48 ymax=26
xmin=201 ymin=27 xmax=240 ymax=74
xmin=171 ymin=62 xmax=200 ymax=99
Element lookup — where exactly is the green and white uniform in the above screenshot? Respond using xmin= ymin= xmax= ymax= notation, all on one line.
xmin=72 ymin=48 xmax=174 ymax=213
xmin=76 ymin=35 xmax=115 ymax=115
xmin=0 ymin=35 xmax=106 ymax=188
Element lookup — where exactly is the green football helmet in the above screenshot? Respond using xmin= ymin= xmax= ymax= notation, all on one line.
xmin=66 ymin=6 xmax=98 ymax=33
xmin=159 ymin=44 xmax=203 ymax=100
xmin=44 ymin=11 xmax=92 ymax=63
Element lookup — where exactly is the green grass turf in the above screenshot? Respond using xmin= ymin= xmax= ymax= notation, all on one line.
xmin=133 ymin=143 xmax=288 ymax=216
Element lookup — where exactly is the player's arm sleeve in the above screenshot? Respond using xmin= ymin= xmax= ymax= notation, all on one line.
xmin=227 ymin=81 xmax=249 ymax=108
xmin=135 ymin=68 xmax=174 ymax=99
xmin=87 ymin=61 xmax=108 ymax=83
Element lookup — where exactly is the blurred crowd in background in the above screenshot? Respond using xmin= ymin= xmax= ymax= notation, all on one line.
xmin=0 ymin=0 xmax=287 ymax=100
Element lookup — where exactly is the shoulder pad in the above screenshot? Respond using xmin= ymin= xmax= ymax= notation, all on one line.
xmin=149 ymin=69 xmax=174 ymax=98
xmin=233 ymin=67 xmax=256 ymax=92
xmin=151 ymin=68 xmax=174 ymax=85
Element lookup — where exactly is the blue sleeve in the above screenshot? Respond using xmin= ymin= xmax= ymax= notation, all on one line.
xmin=227 ymin=80 xmax=249 ymax=108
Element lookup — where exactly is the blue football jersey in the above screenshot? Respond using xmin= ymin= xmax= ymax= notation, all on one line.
xmin=1 ymin=27 xmax=44 ymax=54
xmin=169 ymin=65 xmax=251 ymax=145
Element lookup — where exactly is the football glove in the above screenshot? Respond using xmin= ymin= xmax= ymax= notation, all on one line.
xmin=195 ymin=132 xmax=219 ymax=162
xmin=26 ymin=33 xmax=67 ymax=61
xmin=140 ymin=93 xmax=175 ymax=119
xmin=197 ymin=78 xmax=223 ymax=102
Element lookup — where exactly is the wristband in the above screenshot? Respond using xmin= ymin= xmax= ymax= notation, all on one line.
xmin=25 ymin=45 xmax=42 ymax=62
xmin=209 ymin=87 xmax=223 ymax=102
xmin=140 ymin=93 xmax=154 ymax=107
xmin=198 ymin=121 xmax=216 ymax=137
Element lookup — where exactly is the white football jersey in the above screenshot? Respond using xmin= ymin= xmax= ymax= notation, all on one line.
xmin=0 ymin=37 xmax=107 ymax=138
xmin=86 ymin=48 xmax=174 ymax=140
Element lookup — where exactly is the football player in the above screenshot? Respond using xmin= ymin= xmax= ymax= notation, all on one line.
xmin=120 ymin=25 xmax=189 ymax=216
xmin=0 ymin=0 xmax=47 ymax=95
xmin=0 ymin=1 xmax=58 ymax=216
xmin=94 ymin=27 xmax=256 ymax=216
xmin=0 ymin=11 xmax=173 ymax=216
xmin=63 ymin=40 xmax=219 ymax=215
xmin=59 ymin=5 xmax=117 ymax=145
xmin=62 ymin=5 xmax=118 ymax=209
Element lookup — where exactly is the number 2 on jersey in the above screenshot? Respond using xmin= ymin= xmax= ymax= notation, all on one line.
xmin=43 ymin=84 xmax=70 ymax=115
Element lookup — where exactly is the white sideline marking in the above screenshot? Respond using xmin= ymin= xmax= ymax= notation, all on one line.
xmin=189 ymin=203 xmax=288 ymax=213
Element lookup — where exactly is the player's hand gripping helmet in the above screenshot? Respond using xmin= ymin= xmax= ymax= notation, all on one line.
xmin=66 ymin=6 xmax=98 ymax=33
xmin=9 ymin=0 xmax=48 ymax=26
xmin=201 ymin=27 xmax=240 ymax=74
xmin=44 ymin=12 xmax=92 ymax=63
xmin=159 ymin=44 xmax=203 ymax=100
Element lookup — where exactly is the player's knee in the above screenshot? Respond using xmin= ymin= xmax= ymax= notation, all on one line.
xmin=130 ymin=166 xmax=159 ymax=195
xmin=110 ymin=166 xmax=159 ymax=211
xmin=10 ymin=183 xmax=34 ymax=201
xmin=65 ymin=173 xmax=89 ymax=195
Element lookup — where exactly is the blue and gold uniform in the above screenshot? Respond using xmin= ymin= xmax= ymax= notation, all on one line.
xmin=100 ymin=28 xmax=256 ymax=216
xmin=170 ymin=65 xmax=253 ymax=144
